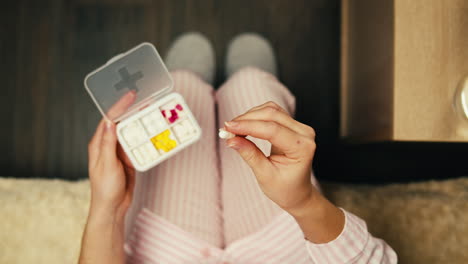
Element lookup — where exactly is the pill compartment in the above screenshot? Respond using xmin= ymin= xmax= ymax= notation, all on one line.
xmin=120 ymin=120 xmax=147 ymax=148
xmin=84 ymin=43 xmax=202 ymax=171
xmin=133 ymin=142 xmax=160 ymax=166
xmin=172 ymin=118 xmax=198 ymax=143
xmin=160 ymin=100 xmax=186 ymax=124
xmin=140 ymin=110 xmax=167 ymax=135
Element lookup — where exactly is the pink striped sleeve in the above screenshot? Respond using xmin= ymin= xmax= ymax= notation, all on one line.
xmin=305 ymin=209 xmax=398 ymax=264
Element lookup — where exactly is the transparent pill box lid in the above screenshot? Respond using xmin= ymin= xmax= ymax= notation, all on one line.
xmin=84 ymin=43 xmax=173 ymax=122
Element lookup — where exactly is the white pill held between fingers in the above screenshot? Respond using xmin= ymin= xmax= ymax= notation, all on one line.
xmin=218 ymin=128 xmax=235 ymax=139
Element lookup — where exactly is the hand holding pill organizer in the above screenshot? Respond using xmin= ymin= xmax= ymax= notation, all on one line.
xmin=84 ymin=43 xmax=202 ymax=172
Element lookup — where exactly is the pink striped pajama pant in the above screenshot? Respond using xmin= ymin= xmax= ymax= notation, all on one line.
xmin=125 ymin=66 xmax=302 ymax=247
xmin=123 ymin=67 xmax=397 ymax=263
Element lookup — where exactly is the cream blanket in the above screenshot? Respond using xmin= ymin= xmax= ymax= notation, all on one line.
xmin=1 ymin=177 xmax=467 ymax=264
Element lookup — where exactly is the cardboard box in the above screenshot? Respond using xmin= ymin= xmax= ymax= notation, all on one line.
xmin=341 ymin=0 xmax=468 ymax=142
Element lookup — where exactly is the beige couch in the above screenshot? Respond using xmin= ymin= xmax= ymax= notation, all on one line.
xmin=1 ymin=177 xmax=467 ymax=264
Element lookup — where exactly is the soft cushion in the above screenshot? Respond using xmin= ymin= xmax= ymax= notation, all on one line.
xmin=0 ymin=177 xmax=467 ymax=264
xmin=0 ymin=179 xmax=89 ymax=264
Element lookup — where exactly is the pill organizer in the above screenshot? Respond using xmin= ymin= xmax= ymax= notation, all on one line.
xmin=84 ymin=43 xmax=202 ymax=171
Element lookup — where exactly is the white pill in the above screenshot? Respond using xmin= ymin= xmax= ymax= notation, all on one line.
xmin=173 ymin=119 xmax=196 ymax=143
xmin=218 ymin=128 xmax=235 ymax=139
xmin=121 ymin=121 xmax=146 ymax=147
xmin=132 ymin=142 xmax=160 ymax=166
xmin=141 ymin=110 xmax=166 ymax=135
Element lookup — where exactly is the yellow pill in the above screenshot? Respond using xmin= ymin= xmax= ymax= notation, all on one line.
xmin=151 ymin=129 xmax=177 ymax=152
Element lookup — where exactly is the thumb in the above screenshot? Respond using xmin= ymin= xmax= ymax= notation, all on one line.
xmin=227 ymin=137 xmax=272 ymax=182
xmin=100 ymin=120 xmax=118 ymax=161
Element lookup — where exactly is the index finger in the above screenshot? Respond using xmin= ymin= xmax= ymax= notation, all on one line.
xmin=232 ymin=105 xmax=312 ymax=138
xmin=88 ymin=119 xmax=106 ymax=169
xmin=224 ymin=120 xmax=307 ymax=158
xmin=89 ymin=90 xmax=136 ymax=168
xmin=106 ymin=90 xmax=137 ymax=120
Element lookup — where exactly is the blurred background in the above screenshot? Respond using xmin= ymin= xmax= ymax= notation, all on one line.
xmin=1 ymin=0 xmax=467 ymax=183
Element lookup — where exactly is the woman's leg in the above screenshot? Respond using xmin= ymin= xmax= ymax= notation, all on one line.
xmin=216 ymin=67 xmax=300 ymax=244
xmin=125 ymin=70 xmax=223 ymax=247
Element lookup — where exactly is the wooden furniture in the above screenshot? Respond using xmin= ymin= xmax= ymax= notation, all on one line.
xmin=2 ymin=0 xmax=340 ymax=180
xmin=341 ymin=0 xmax=468 ymax=142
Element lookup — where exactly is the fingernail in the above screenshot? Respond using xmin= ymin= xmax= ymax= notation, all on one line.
xmin=105 ymin=120 xmax=113 ymax=131
xmin=227 ymin=142 xmax=240 ymax=150
xmin=225 ymin=121 xmax=238 ymax=127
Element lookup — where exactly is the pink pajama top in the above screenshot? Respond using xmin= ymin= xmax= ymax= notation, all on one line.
xmin=125 ymin=208 xmax=397 ymax=263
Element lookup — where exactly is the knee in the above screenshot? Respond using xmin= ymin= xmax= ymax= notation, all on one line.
xmin=229 ymin=66 xmax=270 ymax=81
xmin=170 ymin=70 xmax=214 ymax=96
xmin=224 ymin=66 xmax=275 ymax=92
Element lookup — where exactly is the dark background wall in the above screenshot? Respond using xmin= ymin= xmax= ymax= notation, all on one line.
xmin=1 ymin=0 xmax=467 ymax=183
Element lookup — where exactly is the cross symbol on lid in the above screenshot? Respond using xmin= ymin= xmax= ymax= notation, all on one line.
xmin=114 ymin=67 xmax=144 ymax=92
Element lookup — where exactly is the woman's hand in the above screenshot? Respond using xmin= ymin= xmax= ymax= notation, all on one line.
xmin=79 ymin=89 xmax=137 ymax=264
xmin=79 ymin=119 xmax=136 ymax=264
xmin=224 ymin=101 xmax=344 ymax=243
xmin=224 ymin=101 xmax=317 ymax=214
xmin=87 ymin=119 xmax=135 ymax=219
